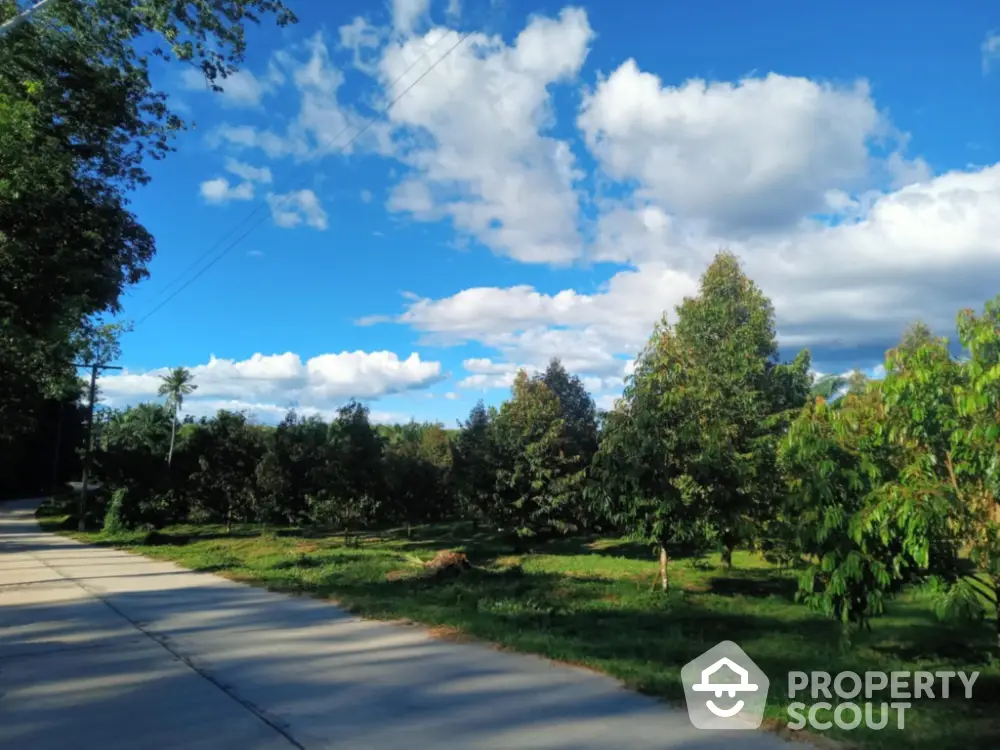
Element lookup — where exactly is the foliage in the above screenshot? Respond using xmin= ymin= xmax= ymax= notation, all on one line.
xmin=158 ymin=366 xmax=197 ymax=466
xmin=70 ymin=256 xmax=1000 ymax=650
xmin=185 ymin=410 xmax=264 ymax=529
xmin=382 ymin=421 xmax=454 ymax=531
xmin=0 ymin=0 xmax=293 ymax=456
xmin=879 ymin=306 xmax=1000 ymax=643
xmin=594 ymin=253 xmax=811 ymax=589
xmin=671 ymin=252 xmax=811 ymax=564
xmin=590 ymin=321 xmax=709 ymax=590
xmin=306 ymin=402 xmax=385 ymax=541
xmin=780 ymin=389 xmax=913 ymax=629
xmin=93 ymin=402 xmax=173 ymax=527
xmin=103 ymin=486 xmax=130 ymax=533
xmin=490 ymin=370 xmax=590 ymax=537
xmin=451 ymin=401 xmax=496 ymax=528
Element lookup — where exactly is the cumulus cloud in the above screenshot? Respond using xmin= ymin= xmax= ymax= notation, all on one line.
xmin=225 ymin=158 xmax=273 ymax=184
xmin=579 ymin=63 xmax=923 ymax=233
xmin=211 ymin=33 xmax=375 ymax=161
xmin=267 ymin=189 xmax=329 ymax=229
xmin=199 ymin=159 xmax=272 ymax=205
xmin=180 ymin=65 xmax=283 ymax=108
xmin=370 ymin=162 xmax=1000 ymax=384
xmin=376 ymin=9 xmax=594 ymax=263
xmin=392 ymin=0 xmax=430 ymax=35
xmin=99 ymin=351 xmax=446 ymax=419
xmin=187 ymin=6 xmax=1000 ymax=394
xmin=457 ymin=358 xmax=530 ymax=389
xmin=199 ymin=177 xmax=254 ymax=204
xmin=339 ymin=16 xmax=384 ymax=72
xmin=371 ymin=264 xmax=695 ymax=375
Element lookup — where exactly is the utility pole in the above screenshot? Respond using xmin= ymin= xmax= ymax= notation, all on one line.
xmin=0 ymin=0 xmax=56 ymax=38
xmin=73 ymin=361 xmax=122 ymax=531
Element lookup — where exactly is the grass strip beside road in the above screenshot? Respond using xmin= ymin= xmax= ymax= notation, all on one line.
xmin=37 ymin=506 xmax=1000 ymax=750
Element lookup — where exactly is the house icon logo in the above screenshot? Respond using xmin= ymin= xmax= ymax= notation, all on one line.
xmin=681 ymin=641 xmax=769 ymax=730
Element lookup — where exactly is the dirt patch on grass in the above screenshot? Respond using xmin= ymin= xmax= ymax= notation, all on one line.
xmin=427 ymin=624 xmax=475 ymax=643
xmin=427 ymin=550 xmax=471 ymax=572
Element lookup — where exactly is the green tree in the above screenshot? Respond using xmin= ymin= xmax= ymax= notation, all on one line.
xmin=591 ymin=321 xmax=709 ymax=591
xmin=186 ymin=410 xmax=264 ymax=529
xmin=673 ymin=252 xmax=810 ymax=566
xmin=491 ymin=370 xmax=588 ymax=538
xmin=382 ymin=422 xmax=453 ymax=534
xmin=452 ymin=401 xmax=496 ymax=530
xmin=308 ymin=402 xmax=384 ymax=543
xmin=158 ymin=367 xmax=197 ymax=466
xmin=779 ymin=321 xmax=972 ymax=633
xmin=780 ymin=388 xmax=915 ymax=630
xmin=881 ymin=312 xmax=1000 ymax=644
xmin=0 ymin=0 xmax=293 ymax=449
xmin=94 ymin=402 xmax=175 ymax=527
xmin=954 ymin=301 xmax=1000 ymax=643
xmin=540 ymin=359 xmax=599 ymax=459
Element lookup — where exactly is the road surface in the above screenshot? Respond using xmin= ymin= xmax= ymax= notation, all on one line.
xmin=0 ymin=499 xmax=790 ymax=749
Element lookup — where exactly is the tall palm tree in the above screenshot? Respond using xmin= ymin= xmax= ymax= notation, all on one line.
xmin=158 ymin=367 xmax=197 ymax=466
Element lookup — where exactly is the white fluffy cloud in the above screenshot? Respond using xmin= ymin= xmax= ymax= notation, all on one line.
xmin=225 ymin=158 xmax=273 ymax=184
xmin=211 ymin=33 xmax=374 ymax=161
xmin=579 ymin=63 xmax=924 ymax=233
xmin=392 ymin=0 xmax=430 ymax=34
xmin=376 ymin=264 xmax=696 ymax=375
xmin=188 ymin=7 xmax=1000 ymax=395
xmin=99 ymin=351 xmax=446 ymax=418
xmin=199 ymin=177 xmax=254 ymax=204
xmin=377 ymin=9 xmax=594 ymax=263
xmin=180 ymin=66 xmax=282 ymax=108
xmin=370 ymin=162 xmax=1000 ymax=383
xmin=199 ymin=159 xmax=272 ymax=204
xmin=267 ymin=189 xmax=329 ymax=230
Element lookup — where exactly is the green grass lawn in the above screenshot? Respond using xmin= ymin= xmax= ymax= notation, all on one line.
xmin=37 ymin=502 xmax=999 ymax=750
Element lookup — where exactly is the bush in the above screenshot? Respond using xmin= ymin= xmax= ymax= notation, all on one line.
xmin=103 ymin=488 xmax=129 ymax=534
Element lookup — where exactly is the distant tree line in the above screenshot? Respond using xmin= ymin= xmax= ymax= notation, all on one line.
xmin=84 ymin=253 xmax=1000 ymax=643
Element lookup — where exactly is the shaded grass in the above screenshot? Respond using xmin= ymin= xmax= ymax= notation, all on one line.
xmin=38 ymin=505 xmax=1000 ymax=750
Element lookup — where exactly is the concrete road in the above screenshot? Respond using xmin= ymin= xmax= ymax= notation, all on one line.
xmin=0 ymin=499 xmax=790 ymax=750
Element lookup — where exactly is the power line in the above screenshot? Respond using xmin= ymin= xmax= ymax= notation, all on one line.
xmin=146 ymin=29 xmax=456 ymax=305
xmin=135 ymin=29 xmax=470 ymax=327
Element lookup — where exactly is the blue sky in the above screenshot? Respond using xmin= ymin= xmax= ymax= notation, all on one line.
xmin=99 ymin=0 xmax=1000 ymax=424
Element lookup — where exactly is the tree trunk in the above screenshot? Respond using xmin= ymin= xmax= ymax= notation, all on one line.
xmin=167 ymin=403 xmax=177 ymax=466
xmin=721 ymin=544 xmax=733 ymax=570
xmin=659 ymin=544 xmax=669 ymax=594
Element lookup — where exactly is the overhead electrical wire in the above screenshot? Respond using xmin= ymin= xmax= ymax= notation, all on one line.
xmin=144 ymin=29 xmax=456 ymax=306
xmin=133 ymin=28 xmax=470 ymax=328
